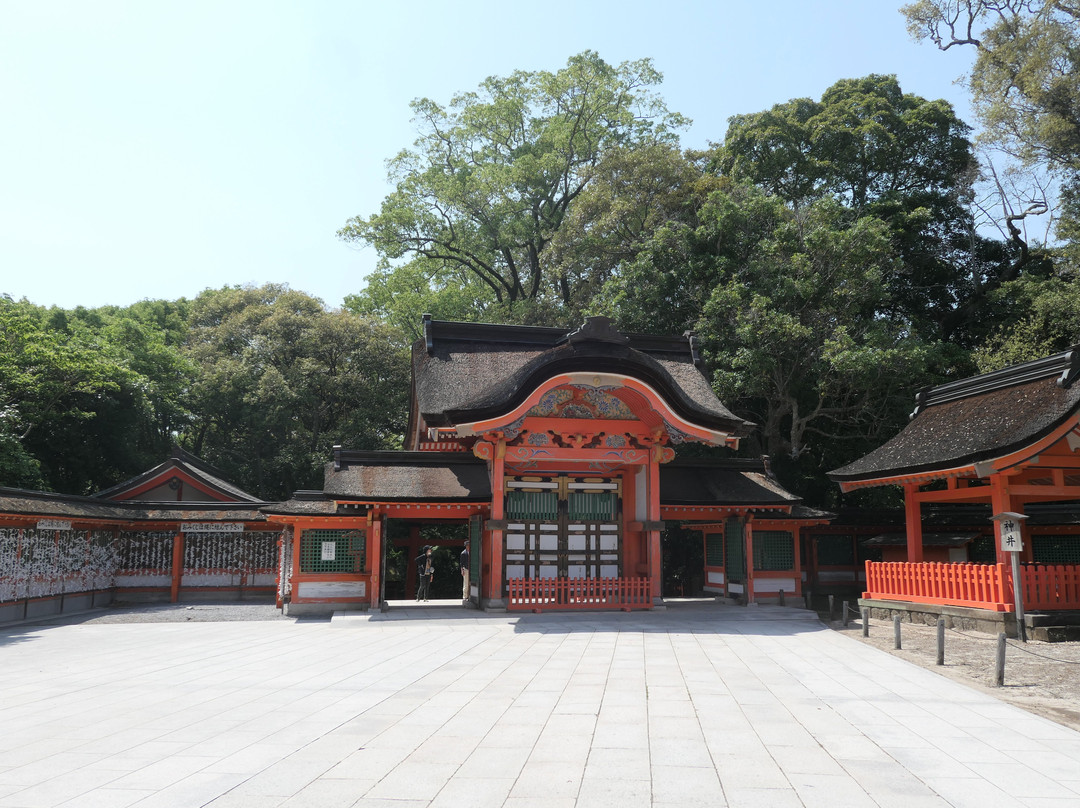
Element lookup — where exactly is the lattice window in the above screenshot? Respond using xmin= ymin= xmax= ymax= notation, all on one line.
xmin=754 ymin=531 xmax=794 ymax=571
xmin=300 ymin=529 xmax=364 ymax=573
xmin=567 ymin=491 xmax=617 ymax=521
xmin=506 ymin=490 xmax=558 ymax=521
xmin=705 ymin=532 xmax=724 ymax=566
xmin=968 ymin=534 xmax=997 ymax=563
xmin=725 ymin=518 xmax=745 ymax=579
xmin=1032 ymin=535 xmax=1080 ymax=564
xmin=815 ymin=534 xmax=855 ymax=566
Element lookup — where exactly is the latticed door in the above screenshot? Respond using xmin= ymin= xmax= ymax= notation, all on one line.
xmin=504 ymin=477 xmax=621 ymax=581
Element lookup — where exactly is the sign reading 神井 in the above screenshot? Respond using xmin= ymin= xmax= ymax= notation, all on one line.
xmin=321 ymin=541 xmax=336 ymax=561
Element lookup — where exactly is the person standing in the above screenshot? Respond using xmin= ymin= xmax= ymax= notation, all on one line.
xmin=459 ymin=544 xmax=470 ymax=603
xmin=415 ymin=545 xmax=434 ymax=602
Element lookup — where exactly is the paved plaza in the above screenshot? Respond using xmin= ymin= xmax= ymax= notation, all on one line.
xmin=2 ymin=603 xmax=1080 ymax=808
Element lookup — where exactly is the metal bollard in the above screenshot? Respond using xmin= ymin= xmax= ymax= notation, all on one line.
xmin=862 ymin=607 xmax=869 ymax=637
xmin=994 ymin=632 xmax=1006 ymax=687
xmin=936 ymin=617 xmax=945 ymax=666
xmin=893 ymin=614 xmax=902 ymax=649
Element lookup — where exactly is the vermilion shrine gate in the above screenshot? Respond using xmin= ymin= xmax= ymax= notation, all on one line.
xmin=830 ymin=347 xmax=1080 ymax=634
xmin=0 ymin=317 xmax=824 ymax=620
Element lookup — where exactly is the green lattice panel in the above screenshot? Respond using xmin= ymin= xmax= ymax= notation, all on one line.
xmin=753 ymin=531 xmax=794 ymax=571
xmin=1032 ymin=535 xmax=1080 ymax=564
xmin=815 ymin=534 xmax=855 ymax=566
xmin=725 ymin=519 xmax=745 ymax=579
xmin=567 ymin=491 xmax=617 ymax=521
xmin=506 ymin=490 xmax=558 ymax=521
xmin=300 ymin=529 xmax=363 ymax=573
xmin=968 ymin=535 xmax=997 ymax=563
xmin=705 ymin=532 xmax=725 ymax=567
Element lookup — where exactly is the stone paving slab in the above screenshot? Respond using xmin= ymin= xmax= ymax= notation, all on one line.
xmin=2 ymin=603 xmax=1079 ymax=807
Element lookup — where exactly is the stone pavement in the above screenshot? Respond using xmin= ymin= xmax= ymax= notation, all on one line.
xmin=2 ymin=602 xmax=1080 ymax=808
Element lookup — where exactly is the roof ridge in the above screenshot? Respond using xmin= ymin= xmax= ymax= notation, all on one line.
xmin=911 ymin=345 xmax=1080 ymax=418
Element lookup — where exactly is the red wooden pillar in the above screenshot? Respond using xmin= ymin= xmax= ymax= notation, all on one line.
xmin=170 ymin=530 xmax=184 ymax=603
xmin=647 ymin=452 xmax=662 ymax=603
xmin=368 ymin=513 xmax=382 ymax=610
xmin=990 ymin=475 xmax=1014 ymax=565
xmin=904 ymin=484 xmax=924 ymax=563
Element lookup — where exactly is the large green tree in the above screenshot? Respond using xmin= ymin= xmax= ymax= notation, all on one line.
xmin=184 ymin=284 xmax=409 ymax=499
xmin=717 ymin=75 xmax=989 ymax=343
xmin=903 ymin=0 xmax=1080 ymax=172
xmin=340 ymin=51 xmax=687 ymax=323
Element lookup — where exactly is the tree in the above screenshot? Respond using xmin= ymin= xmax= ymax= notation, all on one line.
xmin=599 ymin=184 xmax=947 ymax=502
xmin=903 ymin=0 xmax=1080 ymax=172
xmin=339 ymin=51 xmax=687 ymax=318
xmin=717 ymin=75 xmax=985 ymax=342
xmin=184 ymin=285 xmax=409 ymax=499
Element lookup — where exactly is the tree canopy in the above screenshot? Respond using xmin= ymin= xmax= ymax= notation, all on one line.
xmin=339 ymin=51 xmax=687 ymax=324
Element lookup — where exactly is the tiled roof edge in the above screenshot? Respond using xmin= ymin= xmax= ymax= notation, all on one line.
xmin=911 ymin=345 xmax=1080 ymax=418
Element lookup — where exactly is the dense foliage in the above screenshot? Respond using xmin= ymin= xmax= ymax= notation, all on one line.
xmin=8 ymin=38 xmax=1080 ymax=507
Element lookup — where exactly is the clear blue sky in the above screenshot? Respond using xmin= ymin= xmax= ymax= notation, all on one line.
xmin=0 ymin=0 xmax=977 ymax=311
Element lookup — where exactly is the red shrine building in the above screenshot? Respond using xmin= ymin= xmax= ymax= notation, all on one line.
xmin=273 ymin=317 xmax=823 ymax=614
xmin=829 ymin=347 xmax=1080 ymax=634
xmin=0 ymin=317 xmax=825 ymax=621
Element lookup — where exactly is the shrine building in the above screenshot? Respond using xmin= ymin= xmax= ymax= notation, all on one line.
xmin=829 ymin=346 xmax=1080 ymax=634
xmin=0 ymin=316 xmax=826 ymax=621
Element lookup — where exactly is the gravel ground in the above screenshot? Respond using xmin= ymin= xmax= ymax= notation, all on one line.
xmin=829 ymin=615 xmax=1080 ymax=733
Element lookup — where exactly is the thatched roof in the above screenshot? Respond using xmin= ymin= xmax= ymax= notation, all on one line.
xmin=410 ymin=317 xmax=753 ymax=436
xmin=830 ymin=347 xmax=1080 ymax=485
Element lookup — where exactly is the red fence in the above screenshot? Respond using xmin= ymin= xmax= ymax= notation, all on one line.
xmin=507 ymin=577 xmax=652 ymax=611
xmin=863 ymin=561 xmax=1012 ymax=611
xmin=1022 ymin=565 xmax=1080 ymax=610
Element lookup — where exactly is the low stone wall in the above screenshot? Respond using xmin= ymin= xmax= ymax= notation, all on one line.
xmin=0 ymin=589 xmax=114 ymax=625
xmin=858 ymin=598 xmax=1021 ymax=638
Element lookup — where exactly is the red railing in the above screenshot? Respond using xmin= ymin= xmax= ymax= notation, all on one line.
xmin=863 ymin=561 xmax=1012 ymax=611
xmin=1022 ymin=564 xmax=1080 ymax=610
xmin=507 ymin=577 xmax=652 ymax=611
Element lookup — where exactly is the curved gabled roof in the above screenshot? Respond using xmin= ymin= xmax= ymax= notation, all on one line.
xmin=830 ymin=347 xmax=1080 ymax=485
xmin=410 ymin=316 xmax=753 ymax=436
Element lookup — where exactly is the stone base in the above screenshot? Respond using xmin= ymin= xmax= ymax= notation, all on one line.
xmin=284 ymin=601 xmax=369 ymax=617
xmin=0 ymin=590 xmax=114 ymax=626
xmin=858 ymin=598 xmax=1020 ymax=638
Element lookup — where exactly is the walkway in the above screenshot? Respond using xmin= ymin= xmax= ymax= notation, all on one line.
xmin=1 ymin=603 xmax=1079 ymax=807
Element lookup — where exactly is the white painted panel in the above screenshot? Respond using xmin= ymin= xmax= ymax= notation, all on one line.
xmin=506 ymin=565 xmax=525 ymax=578
xmin=115 ymin=575 xmax=170 ymax=588
xmin=600 ymin=565 xmax=619 ymax=577
xmin=539 ymin=535 xmax=558 ymax=551
xmin=707 ymin=571 xmax=725 ymax=585
xmin=753 ymin=578 xmax=795 ymax=593
xmin=728 ymin=583 xmax=744 ymax=594
xmin=568 ymin=565 xmax=585 ymax=577
xmin=539 ymin=566 xmax=557 ymax=579
xmin=508 ymin=523 xmax=525 ymax=530
xmin=568 ymin=535 xmax=586 ymax=551
xmin=297 ymin=581 xmax=365 ymax=599
xmin=600 ymin=535 xmax=618 ymax=551
xmin=506 ymin=534 xmax=525 ymax=550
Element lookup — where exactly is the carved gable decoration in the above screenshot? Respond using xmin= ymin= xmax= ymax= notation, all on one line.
xmin=526 ymin=386 xmax=637 ymax=421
